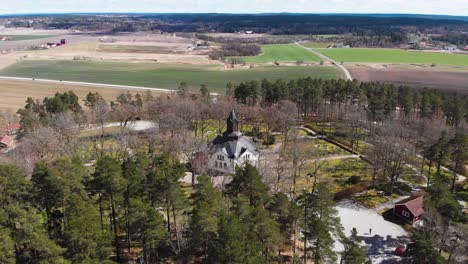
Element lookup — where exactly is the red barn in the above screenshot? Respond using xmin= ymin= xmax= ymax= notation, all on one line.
xmin=0 ymin=135 xmax=13 ymax=149
xmin=393 ymin=195 xmax=424 ymax=224
xmin=2 ymin=123 xmax=21 ymax=135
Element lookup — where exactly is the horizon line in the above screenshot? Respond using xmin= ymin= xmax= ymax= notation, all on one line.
xmin=1 ymin=12 xmax=467 ymax=18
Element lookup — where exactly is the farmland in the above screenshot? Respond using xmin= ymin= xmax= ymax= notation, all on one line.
xmin=0 ymin=60 xmax=340 ymax=92
xmin=6 ymin=35 xmax=58 ymax=41
xmin=316 ymin=48 xmax=468 ymax=67
xmin=235 ymin=44 xmax=321 ymax=63
xmin=0 ymin=78 xmax=162 ymax=111
xmin=348 ymin=65 xmax=468 ymax=93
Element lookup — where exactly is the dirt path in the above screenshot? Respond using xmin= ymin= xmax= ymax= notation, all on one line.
xmin=295 ymin=42 xmax=353 ymax=80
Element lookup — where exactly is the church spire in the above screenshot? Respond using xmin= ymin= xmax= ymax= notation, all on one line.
xmin=226 ymin=109 xmax=238 ymax=134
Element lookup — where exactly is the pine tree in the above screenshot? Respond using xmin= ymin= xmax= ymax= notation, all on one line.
xmin=406 ymin=231 xmax=445 ymax=264
xmin=340 ymin=228 xmax=367 ymax=264
xmin=128 ymin=198 xmax=169 ymax=263
xmin=226 ymin=163 xmax=270 ymax=207
xmin=92 ymin=156 xmax=127 ymax=262
xmin=63 ymin=194 xmax=113 ymax=263
xmin=189 ymin=175 xmax=222 ymax=258
xmin=302 ymin=183 xmax=343 ymax=264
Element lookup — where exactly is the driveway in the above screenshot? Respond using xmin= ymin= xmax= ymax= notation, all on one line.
xmin=335 ymin=200 xmax=409 ymax=263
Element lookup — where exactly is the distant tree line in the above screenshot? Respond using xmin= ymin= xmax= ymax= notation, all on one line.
xmin=233 ymin=78 xmax=467 ymax=126
xmin=208 ymin=43 xmax=261 ymax=60
xmin=8 ymin=14 xmax=468 ymax=37
xmin=432 ymin=33 xmax=468 ymax=46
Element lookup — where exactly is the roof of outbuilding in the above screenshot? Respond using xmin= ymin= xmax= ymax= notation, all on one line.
xmin=0 ymin=135 xmax=13 ymax=147
xmin=395 ymin=195 xmax=424 ymax=217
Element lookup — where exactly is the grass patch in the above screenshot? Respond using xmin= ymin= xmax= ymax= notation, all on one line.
xmin=302 ymin=42 xmax=337 ymax=48
xmin=303 ymin=139 xmax=349 ymax=156
xmin=6 ymin=35 xmax=57 ymax=41
xmin=235 ymin=44 xmax=320 ymax=63
xmin=0 ymin=60 xmax=339 ymax=92
xmin=295 ymin=157 xmax=372 ymax=193
xmin=353 ymin=190 xmax=389 ymax=208
xmin=316 ymin=48 xmax=468 ymax=66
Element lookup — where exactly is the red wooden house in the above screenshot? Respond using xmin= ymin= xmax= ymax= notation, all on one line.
xmin=0 ymin=135 xmax=13 ymax=150
xmin=393 ymin=195 xmax=424 ymax=224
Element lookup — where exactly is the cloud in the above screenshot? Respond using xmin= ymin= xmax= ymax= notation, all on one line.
xmin=1 ymin=0 xmax=467 ymax=16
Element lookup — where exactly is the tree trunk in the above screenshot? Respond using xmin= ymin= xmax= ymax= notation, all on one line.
xmin=304 ymin=204 xmax=307 ymax=264
xmin=172 ymin=206 xmax=181 ymax=252
xmin=451 ymin=162 xmax=458 ymax=193
xmin=292 ymin=220 xmax=297 ymax=264
xmin=427 ymin=161 xmax=432 ymax=188
xmin=98 ymin=193 xmax=104 ymax=231
xmin=166 ymin=205 xmax=171 ymax=233
xmin=110 ymin=192 xmax=121 ymax=262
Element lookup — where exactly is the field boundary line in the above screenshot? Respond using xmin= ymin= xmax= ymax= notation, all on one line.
xmin=295 ymin=42 xmax=353 ymax=80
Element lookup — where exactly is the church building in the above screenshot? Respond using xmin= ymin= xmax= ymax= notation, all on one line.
xmin=208 ymin=110 xmax=259 ymax=174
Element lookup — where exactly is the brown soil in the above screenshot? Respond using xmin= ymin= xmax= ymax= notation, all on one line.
xmin=348 ymin=65 xmax=468 ymax=93
xmin=0 ymin=79 xmax=161 ymax=112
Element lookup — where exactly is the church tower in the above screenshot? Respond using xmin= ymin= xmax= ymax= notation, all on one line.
xmin=226 ymin=109 xmax=239 ymax=134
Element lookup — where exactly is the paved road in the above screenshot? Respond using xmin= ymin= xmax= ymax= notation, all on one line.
xmin=0 ymin=76 xmax=219 ymax=96
xmin=295 ymin=42 xmax=353 ymax=80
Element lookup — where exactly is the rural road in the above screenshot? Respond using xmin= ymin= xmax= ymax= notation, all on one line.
xmin=295 ymin=42 xmax=353 ymax=80
xmin=0 ymin=76 xmax=219 ymax=96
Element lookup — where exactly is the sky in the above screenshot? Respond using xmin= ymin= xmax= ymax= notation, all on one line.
xmin=1 ymin=0 xmax=468 ymax=16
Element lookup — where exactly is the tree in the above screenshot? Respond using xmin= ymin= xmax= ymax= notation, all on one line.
xmin=146 ymin=154 xmax=187 ymax=253
xmin=405 ymin=231 xmax=445 ymax=264
xmin=63 ymin=194 xmax=113 ymax=263
xmin=84 ymin=92 xmax=103 ymax=108
xmin=0 ymin=165 xmax=68 ymax=264
xmin=340 ymin=228 xmax=367 ymax=264
xmin=226 ymin=163 xmax=270 ymax=207
xmin=269 ymin=192 xmax=301 ymax=260
xmin=207 ymin=210 xmax=259 ymax=264
xmin=301 ymin=183 xmax=343 ymax=264
xmin=200 ymin=84 xmax=210 ymax=98
xmin=128 ymin=198 xmax=169 ymax=263
xmin=449 ymin=131 xmax=467 ymax=192
xmin=428 ymin=175 xmax=465 ymax=223
xmin=189 ymin=175 xmax=222 ymax=259
xmin=368 ymin=127 xmax=412 ymax=195
xmin=0 ymin=227 xmax=15 ymax=264
xmin=92 ymin=156 xmax=127 ymax=262
xmin=31 ymin=162 xmax=67 ymax=239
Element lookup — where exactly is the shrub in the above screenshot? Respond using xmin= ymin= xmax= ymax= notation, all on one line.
xmin=334 ymin=182 xmax=368 ymax=200
xmin=346 ymin=176 xmax=361 ymax=185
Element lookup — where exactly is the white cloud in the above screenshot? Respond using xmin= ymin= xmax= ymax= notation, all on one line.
xmin=1 ymin=0 xmax=467 ymax=16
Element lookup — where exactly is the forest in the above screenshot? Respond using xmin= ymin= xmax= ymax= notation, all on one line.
xmin=0 ymin=76 xmax=466 ymax=263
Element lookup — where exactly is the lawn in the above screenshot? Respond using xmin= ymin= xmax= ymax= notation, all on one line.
xmin=235 ymin=44 xmax=321 ymax=63
xmin=316 ymin=48 xmax=468 ymax=66
xmin=0 ymin=60 xmax=339 ymax=91
xmin=7 ymin=35 xmax=57 ymax=41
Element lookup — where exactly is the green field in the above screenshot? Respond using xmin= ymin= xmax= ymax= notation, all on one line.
xmin=316 ymin=48 xmax=468 ymax=66
xmin=0 ymin=60 xmax=339 ymax=91
xmin=303 ymin=42 xmax=337 ymax=48
xmin=236 ymin=44 xmax=320 ymax=63
xmin=97 ymin=45 xmax=175 ymax=54
xmin=7 ymin=35 xmax=57 ymax=41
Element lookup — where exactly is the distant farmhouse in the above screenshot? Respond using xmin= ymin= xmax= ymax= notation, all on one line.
xmin=207 ymin=110 xmax=259 ymax=174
